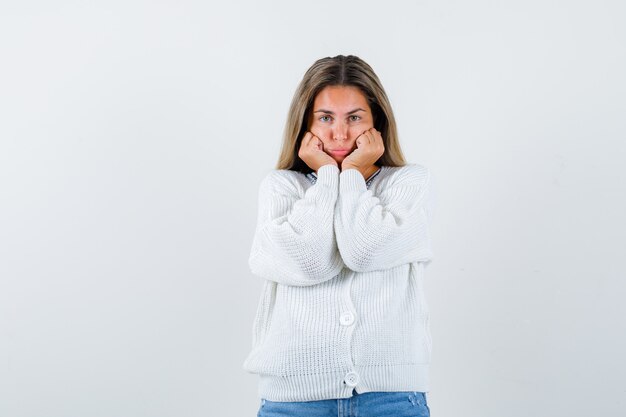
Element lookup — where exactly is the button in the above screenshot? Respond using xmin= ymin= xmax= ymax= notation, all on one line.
xmin=339 ymin=311 xmax=355 ymax=326
xmin=343 ymin=371 xmax=359 ymax=387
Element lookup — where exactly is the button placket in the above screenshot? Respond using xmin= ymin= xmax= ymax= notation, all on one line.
xmin=339 ymin=271 xmax=359 ymax=389
xmin=339 ymin=311 xmax=355 ymax=326
xmin=343 ymin=371 xmax=359 ymax=387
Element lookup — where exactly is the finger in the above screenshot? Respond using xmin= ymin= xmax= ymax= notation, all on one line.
xmin=300 ymin=132 xmax=312 ymax=148
xmin=314 ymin=137 xmax=323 ymax=150
xmin=356 ymin=130 xmax=368 ymax=145
xmin=359 ymin=130 xmax=373 ymax=144
xmin=372 ymin=130 xmax=381 ymax=143
xmin=371 ymin=129 xmax=382 ymax=142
xmin=310 ymin=134 xmax=322 ymax=148
xmin=368 ymin=128 xmax=382 ymax=142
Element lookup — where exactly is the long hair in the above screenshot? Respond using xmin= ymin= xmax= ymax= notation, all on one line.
xmin=276 ymin=55 xmax=407 ymax=172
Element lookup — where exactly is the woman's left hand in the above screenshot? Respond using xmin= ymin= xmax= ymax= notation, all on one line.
xmin=342 ymin=128 xmax=385 ymax=170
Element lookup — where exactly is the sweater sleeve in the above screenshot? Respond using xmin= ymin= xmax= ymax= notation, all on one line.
xmin=248 ymin=164 xmax=344 ymax=286
xmin=334 ymin=164 xmax=434 ymax=272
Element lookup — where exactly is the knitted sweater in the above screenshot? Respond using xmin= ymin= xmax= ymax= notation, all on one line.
xmin=242 ymin=163 xmax=435 ymax=402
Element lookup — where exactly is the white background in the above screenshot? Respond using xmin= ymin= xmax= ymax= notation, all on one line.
xmin=1 ymin=1 xmax=625 ymax=416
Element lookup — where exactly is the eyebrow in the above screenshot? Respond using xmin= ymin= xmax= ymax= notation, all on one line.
xmin=313 ymin=108 xmax=367 ymax=115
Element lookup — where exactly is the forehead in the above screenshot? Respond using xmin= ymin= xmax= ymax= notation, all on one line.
xmin=313 ymin=85 xmax=370 ymax=111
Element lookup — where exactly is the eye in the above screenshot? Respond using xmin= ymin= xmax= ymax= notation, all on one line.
xmin=349 ymin=115 xmax=361 ymax=122
xmin=319 ymin=115 xmax=332 ymax=122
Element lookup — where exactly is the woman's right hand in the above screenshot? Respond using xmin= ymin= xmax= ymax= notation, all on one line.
xmin=298 ymin=131 xmax=338 ymax=172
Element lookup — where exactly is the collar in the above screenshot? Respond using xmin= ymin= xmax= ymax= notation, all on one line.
xmin=306 ymin=167 xmax=382 ymax=187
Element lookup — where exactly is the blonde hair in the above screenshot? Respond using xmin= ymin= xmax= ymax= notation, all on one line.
xmin=276 ymin=55 xmax=407 ymax=172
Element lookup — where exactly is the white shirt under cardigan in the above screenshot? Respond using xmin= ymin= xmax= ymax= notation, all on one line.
xmin=242 ymin=163 xmax=435 ymax=402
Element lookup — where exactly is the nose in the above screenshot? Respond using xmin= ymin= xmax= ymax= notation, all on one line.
xmin=332 ymin=120 xmax=348 ymax=141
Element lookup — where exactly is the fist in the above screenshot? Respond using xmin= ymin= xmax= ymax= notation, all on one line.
xmin=342 ymin=128 xmax=385 ymax=169
xmin=298 ymin=131 xmax=338 ymax=172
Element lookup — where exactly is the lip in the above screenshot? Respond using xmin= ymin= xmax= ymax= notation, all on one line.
xmin=329 ymin=149 xmax=351 ymax=155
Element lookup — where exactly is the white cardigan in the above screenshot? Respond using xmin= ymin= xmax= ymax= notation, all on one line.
xmin=242 ymin=163 xmax=435 ymax=402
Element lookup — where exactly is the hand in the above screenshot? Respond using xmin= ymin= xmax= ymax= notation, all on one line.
xmin=342 ymin=128 xmax=385 ymax=171
xmin=298 ymin=131 xmax=338 ymax=172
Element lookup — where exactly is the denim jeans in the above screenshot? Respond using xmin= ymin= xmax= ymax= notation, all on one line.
xmin=257 ymin=389 xmax=430 ymax=417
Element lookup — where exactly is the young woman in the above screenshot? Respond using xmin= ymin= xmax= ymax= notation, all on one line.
xmin=243 ymin=55 xmax=435 ymax=417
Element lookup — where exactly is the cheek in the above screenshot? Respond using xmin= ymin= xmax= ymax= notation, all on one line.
xmin=348 ymin=126 xmax=367 ymax=139
xmin=311 ymin=124 xmax=333 ymax=137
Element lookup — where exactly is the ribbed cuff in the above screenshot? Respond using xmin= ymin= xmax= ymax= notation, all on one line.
xmin=316 ymin=164 xmax=340 ymax=189
xmin=339 ymin=168 xmax=368 ymax=193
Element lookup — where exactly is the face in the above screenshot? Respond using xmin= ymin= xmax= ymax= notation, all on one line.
xmin=307 ymin=85 xmax=374 ymax=164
